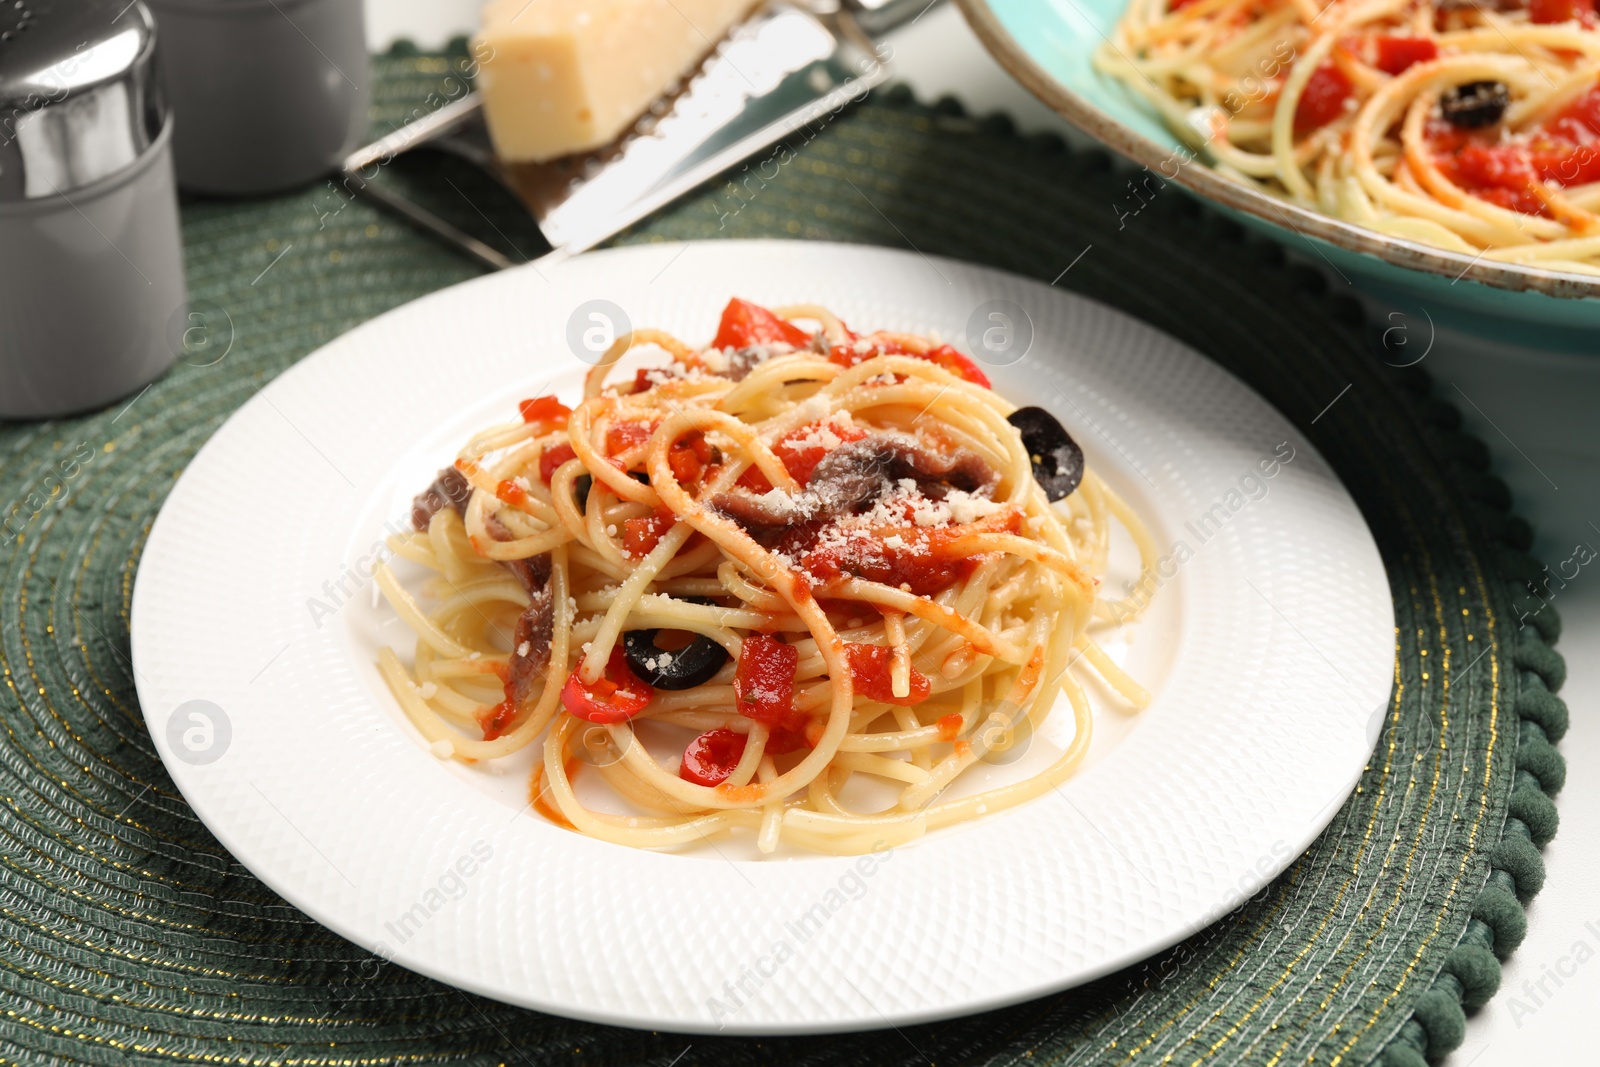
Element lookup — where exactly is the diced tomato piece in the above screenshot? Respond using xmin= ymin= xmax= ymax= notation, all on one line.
xmin=680 ymin=727 xmax=748 ymax=786
xmin=843 ymin=643 xmax=931 ymax=706
xmin=712 ymin=298 xmax=813 ymax=350
xmin=1294 ymin=64 xmax=1354 ymax=135
xmin=668 ymin=447 xmax=702 ymax=484
xmin=735 ymin=634 xmax=799 ymax=726
xmin=539 ymin=442 xmax=577 ymax=484
xmin=623 ymin=506 xmax=675 ymax=557
xmin=1549 ymin=85 xmax=1600 ymax=141
xmin=1170 ymin=0 xmax=1201 ymax=9
xmin=605 ymin=419 xmax=658 ymax=458
xmin=918 ymin=345 xmax=992 ymax=388
xmin=560 ymin=648 xmax=653 ymax=724
xmin=1539 ymin=144 xmax=1600 ymax=187
xmin=1530 ymin=0 xmax=1590 ymax=22
xmin=765 ymin=723 xmax=813 ymax=754
xmin=665 ymin=431 xmax=712 ymax=485
xmin=518 ymin=396 xmax=571 ymax=426
xmin=496 ymin=479 xmax=528 ymax=507
xmin=1373 ymin=37 xmax=1437 ymax=75
xmin=779 ymin=422 xmax=872 ymax=485
xmin=828 ymin=338 xmax=992 ymax=388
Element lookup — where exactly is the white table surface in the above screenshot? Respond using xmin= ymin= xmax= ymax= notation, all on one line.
xmin=368 ymin=4 xmax=1596 ymax=1062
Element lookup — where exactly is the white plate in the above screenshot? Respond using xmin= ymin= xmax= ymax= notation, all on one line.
xmin=131 ymin=241 xmax=1393 ymax=1035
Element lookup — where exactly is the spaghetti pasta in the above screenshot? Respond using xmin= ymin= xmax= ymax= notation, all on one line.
xmin=1100 ymin=0 xmax=1600 ymax=273
xmin=376 ymin=299 xmax=1157 ymax=855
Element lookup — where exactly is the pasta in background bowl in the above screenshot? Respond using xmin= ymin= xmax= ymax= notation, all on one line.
xmin=958 ymin=0 xmax=1600 ymax=344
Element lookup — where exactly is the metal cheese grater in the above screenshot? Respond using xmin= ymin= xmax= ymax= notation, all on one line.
xmin=342 ymin=0 xmax=940 ymax=270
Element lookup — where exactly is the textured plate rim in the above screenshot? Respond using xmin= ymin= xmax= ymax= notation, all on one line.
xmin=130 ymin=240 xmax=1394 ymax=1035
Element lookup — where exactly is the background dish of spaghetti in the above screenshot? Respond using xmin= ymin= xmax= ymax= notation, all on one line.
xmin=376 ymin=298 xmax=1160 ymax=857
xmin=132 ymin=241 xmax=1393 ymax=1032
xmin=1098 ymin=0 xmax=1600 ymax=274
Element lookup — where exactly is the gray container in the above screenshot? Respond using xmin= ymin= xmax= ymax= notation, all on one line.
xmin=147 ymin=0 xmax=368 ymax=195
xmin=1 ymin=0 xmax=188 ymax=420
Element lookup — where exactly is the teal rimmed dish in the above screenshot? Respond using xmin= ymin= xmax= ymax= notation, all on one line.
xmin=957 ymin=0 xmax=1600 ymax=344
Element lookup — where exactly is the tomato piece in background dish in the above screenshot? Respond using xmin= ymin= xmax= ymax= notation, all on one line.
xmin=735 ymin=635 xmax=798 ymax=725
xmin=1430 ymin=86 xmax=1600 ymax=215
xmin=561 ymin=648 xmax=654 ymax=723
xmin=1373 ymin=37 xmax=1437 ymax=75
xmin=1529 ymin=0 xmax=1595 ymax=24
xmin=1294 ymin=64 xmax=1354 ymax=134
xmin=713 ymin=298 xmax=813 ymax=350
xmin=843 ymin=643 xmax=931 ymax=706
xmin=680 ymin=727 xmax=748 ymax=786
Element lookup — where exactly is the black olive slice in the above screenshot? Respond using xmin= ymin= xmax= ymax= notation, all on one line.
xmin=1441 ymin=81 xmax=1509 ymax=129
xmin=1007 ymin=406 xmax=1084 ymax=502
xmin=573 ymin=470 xmax=651 ymax=512
xmin=623 ymin=598 xmax=729 ymax=690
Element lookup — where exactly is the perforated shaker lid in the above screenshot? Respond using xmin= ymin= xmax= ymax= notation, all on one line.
xmin=0 ymin=0 xmax=165 ymax=201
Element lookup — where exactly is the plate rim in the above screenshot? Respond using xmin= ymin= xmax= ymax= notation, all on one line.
xmin=130 ymin=239 xmax=1394 ymax=1035
xmin=955 ymin=0 xmax=1600 ymax=303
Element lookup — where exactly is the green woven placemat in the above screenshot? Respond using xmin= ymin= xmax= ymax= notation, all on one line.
xmin=0 ymin=47 xmax=1569 ymax=1067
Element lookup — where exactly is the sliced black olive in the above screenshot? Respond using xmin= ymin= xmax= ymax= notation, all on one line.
xmin=1441 ymin=81 xmax=1509 ymax=129
xmin=1008 ymin=406 xmax=1084 ymax=502
xmin=573 ymin=470 xmax=650 ymax=511
xmin=623 ymin=627 xmax=729 ymax=690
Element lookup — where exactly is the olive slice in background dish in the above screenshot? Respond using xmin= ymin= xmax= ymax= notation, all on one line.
xmin=1008 ymin=407 xmax=1084 ymax=501
xmin=1440 ymin=81 xmax=1509 ymax=129
xmin=623 ymin=627 xmax=729 ymax=690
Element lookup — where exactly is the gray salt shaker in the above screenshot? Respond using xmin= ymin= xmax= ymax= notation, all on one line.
xmin=0 ymin=0 xmax=187 ymax=420
xmin=147 ymin=0 xmax=368 ymax=195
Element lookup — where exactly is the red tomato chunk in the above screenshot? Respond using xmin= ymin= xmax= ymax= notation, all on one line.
xmin=1373 ymin=37 xmax=1437 ymax=75
xmin=561 ymin=648 xmax=653 ymax=723
xmin=713 ymin=298 xmax=813 ymax=350
xmin=735 ymin=635 xmax=798 ymax=726
xmin=843 ymin=643 xmax=930 ymax=706
xmin=1294 ymin=64 xmax=1353 ymax=134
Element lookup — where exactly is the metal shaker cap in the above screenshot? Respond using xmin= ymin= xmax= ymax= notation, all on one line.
xmin=0 ymin=0 xmax=165 ymax=201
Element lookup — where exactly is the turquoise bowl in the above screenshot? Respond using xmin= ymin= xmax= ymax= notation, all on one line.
xmin=957 ymin=0 xmax=1600 ymax=345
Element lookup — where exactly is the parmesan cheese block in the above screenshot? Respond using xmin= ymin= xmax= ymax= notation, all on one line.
xmin=475 ymin=0 xmax=762 ymax=163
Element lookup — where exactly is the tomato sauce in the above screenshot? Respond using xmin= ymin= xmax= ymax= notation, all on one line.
xmin=478 ymin=700 xmax=517 ymax=741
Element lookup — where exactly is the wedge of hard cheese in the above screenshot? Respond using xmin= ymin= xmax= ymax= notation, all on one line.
xmin=475 ymin=0 xmax=762 ymax=163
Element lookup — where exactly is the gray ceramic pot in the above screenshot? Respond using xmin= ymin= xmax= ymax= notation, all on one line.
xmin=147 ymin=0 xmax=369 ymax=195
xmin=0 ymin=0 xmax=188 ymax=420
